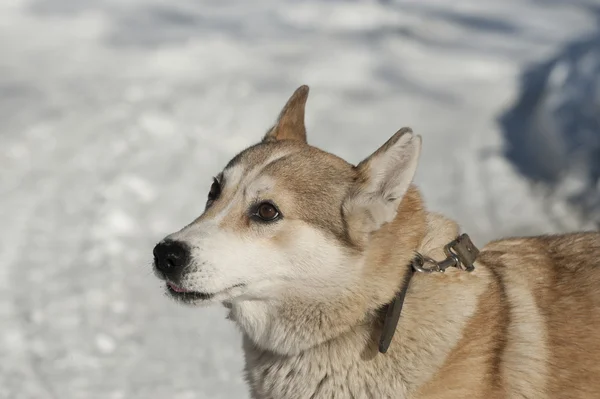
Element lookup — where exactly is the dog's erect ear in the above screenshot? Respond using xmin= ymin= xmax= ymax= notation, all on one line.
xmin=343 ymin=128 xmax=422 ymax=240
xmin=263 ymin=85 xmax=309 ymax=143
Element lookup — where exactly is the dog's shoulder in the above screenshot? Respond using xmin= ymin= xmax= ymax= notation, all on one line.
xmin=478 ymin=231 xmax=600 ymax=271
xmin=476 ymin=231 xmax=600 ymax=309
xmin=474 ymin=231 xmax=600 ymax=398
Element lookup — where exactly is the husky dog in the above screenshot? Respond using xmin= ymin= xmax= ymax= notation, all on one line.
xmin=153 ymin=86 xmax=600 ymax=399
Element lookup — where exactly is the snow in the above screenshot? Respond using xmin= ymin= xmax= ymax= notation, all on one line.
xmin=501 ymin=20 xmax=600 ymax=228
xmin=0 ymin=0 xmax=598 ymax=398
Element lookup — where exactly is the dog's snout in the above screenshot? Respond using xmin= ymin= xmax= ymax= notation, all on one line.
xmin=153 ymin=239 xmax=190 ymax=276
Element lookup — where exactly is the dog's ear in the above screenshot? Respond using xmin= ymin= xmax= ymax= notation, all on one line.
xmin=263 ymin=85 xmax=309 ymax=143
xmin=343 ymin=128 xmax=422 ymax=240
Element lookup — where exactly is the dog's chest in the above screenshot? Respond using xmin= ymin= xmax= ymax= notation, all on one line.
xmin=243 ymin=337 xmax=409 ymax=399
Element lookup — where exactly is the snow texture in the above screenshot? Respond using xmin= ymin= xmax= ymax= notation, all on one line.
xmin=501 ymin=3 xmax=600 ymax=228
xmin=0 ymin=0 xmax=599 ymax=398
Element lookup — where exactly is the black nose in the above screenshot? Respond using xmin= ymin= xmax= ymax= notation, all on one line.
xmin=153 ymin=239 xmax=190 ymax=276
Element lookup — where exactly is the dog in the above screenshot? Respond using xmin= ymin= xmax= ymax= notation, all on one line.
xmin=152 ymin=85 xmax=600 ymax=398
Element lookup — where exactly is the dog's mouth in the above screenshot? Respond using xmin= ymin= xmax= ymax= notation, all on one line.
xmin=166 ymin=282 xmax=215 ymax=301
xmin=165 ymin=281 xmax=245 ymax=303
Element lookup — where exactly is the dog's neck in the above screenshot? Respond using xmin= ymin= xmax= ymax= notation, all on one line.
xmin=231 ymin=187 xmax=482 ymax=397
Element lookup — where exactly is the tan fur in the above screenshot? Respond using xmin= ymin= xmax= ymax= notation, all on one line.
xmin=156 ymin=86 xmax=600 ymax=399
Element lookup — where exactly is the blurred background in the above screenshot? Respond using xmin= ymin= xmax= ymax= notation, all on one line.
xmin=1 ymin=0 xmax=599 ymax=398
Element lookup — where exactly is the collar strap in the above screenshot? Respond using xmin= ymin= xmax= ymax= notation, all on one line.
xmin=378 ymin=234 xmax=479 ymax=354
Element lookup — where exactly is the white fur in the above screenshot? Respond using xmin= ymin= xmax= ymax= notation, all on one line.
xmin=171 ymin=221 xmax=357 ymax=297
xmin=343 ymin=131 xmax=422 ymax=235
xmin=502 ymin=268 xmax=550 ymax=397
xmin=222 ymin=162 xmax=246 ymax=190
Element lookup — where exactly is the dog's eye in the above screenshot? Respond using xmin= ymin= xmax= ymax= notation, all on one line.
xmin=206 ymin=178 xmax=221 ymax=208
xmin=254 ymin=202 xmax=281 ymax=222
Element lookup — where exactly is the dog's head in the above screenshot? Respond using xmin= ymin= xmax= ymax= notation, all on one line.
xmin=153 ymin=85 xmax=422 ymax=312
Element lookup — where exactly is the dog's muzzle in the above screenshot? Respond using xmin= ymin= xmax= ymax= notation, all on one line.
xmin=153 ymin=239 xmax=190 ymax=280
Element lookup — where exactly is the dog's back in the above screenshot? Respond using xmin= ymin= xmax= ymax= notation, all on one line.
xmin=480 ymin=232 xmax=600 ymax=398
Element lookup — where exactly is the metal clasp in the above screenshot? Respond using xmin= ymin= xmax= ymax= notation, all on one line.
xmin=412 ymin=233 xmax=479 ymax=274
xmin=411 ymin=252 xmax=459 ymax=273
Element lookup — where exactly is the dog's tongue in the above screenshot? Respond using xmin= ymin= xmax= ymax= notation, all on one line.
xmin=168 ymin=281 xmax=191 ymax=293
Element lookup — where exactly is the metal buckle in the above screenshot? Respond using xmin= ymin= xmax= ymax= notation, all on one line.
xmin=445 ymin=234 xmax=478 ymax=272
xmin=412 ymin=233 xmax=478 ymax=274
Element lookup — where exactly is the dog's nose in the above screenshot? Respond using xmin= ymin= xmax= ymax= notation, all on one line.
xmin=153 ymin=239 xmax=190 ymax=276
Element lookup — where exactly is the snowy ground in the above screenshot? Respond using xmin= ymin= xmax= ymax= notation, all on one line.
xmin=1 ymin=0 xmax=599 ymax=398
xmin=501 ymin=11 xmax=600 ymax=228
